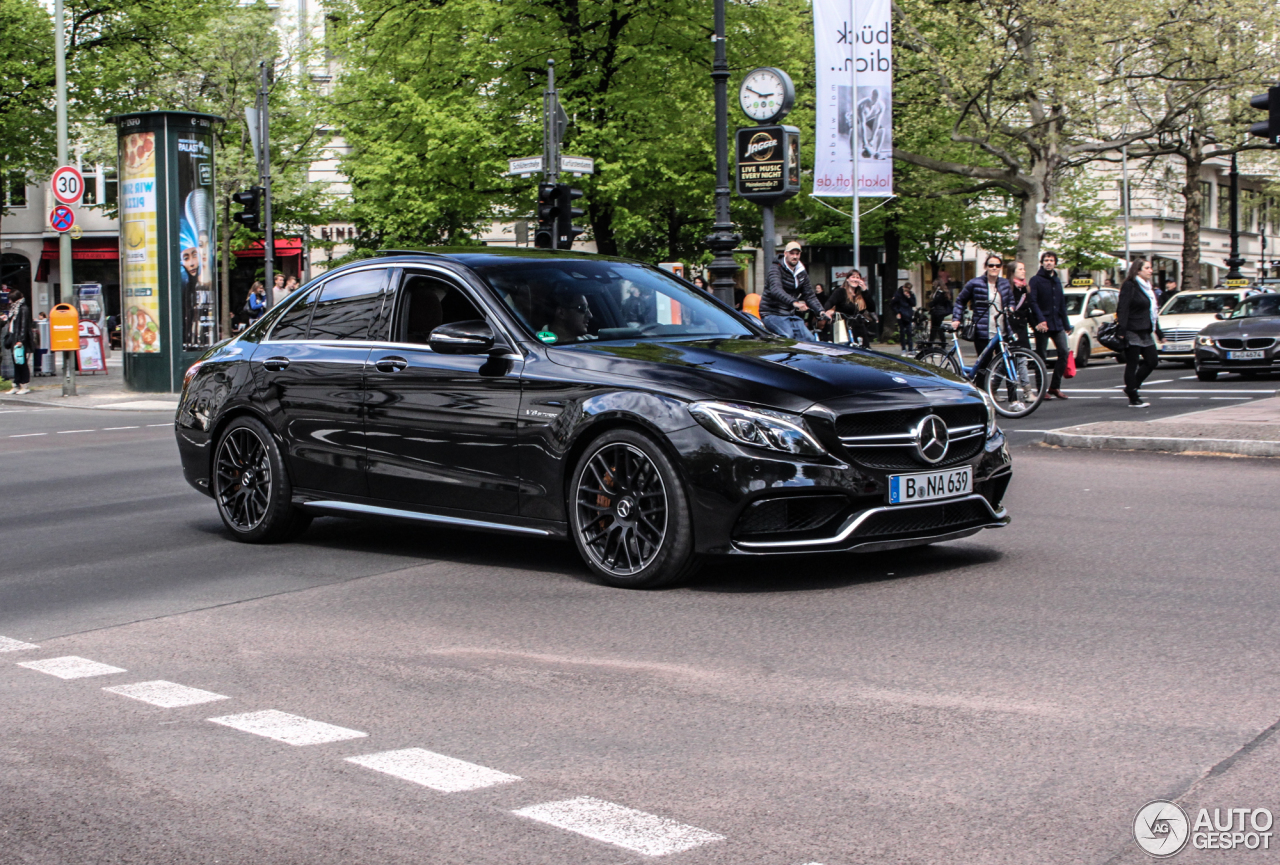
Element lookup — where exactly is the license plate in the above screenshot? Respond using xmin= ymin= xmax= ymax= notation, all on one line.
xmin=1227 ymin=350 xmax=1266 ymax=360
xmin=1162 ymin=342 xmax=1192 ymax=352
xmin=888 ymin=466 xmax=973 ymax=504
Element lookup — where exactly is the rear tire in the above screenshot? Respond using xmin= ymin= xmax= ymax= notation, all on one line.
xmin=985 ymin=347 xmax=1047 ymax=418
xmin=213 ymin=416 xmax=312 ymax=543
xmin=568 ymin=429 xmax=698 ymax=589
xmin=915 ymin=348 xmax=962 ymax=376
xmin=1196 ymin=367 xmax=1218 ymax=382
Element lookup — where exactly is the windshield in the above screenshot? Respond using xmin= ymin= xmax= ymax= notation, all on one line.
xmin=1063 ymin=293 xmax=1085 ymax=316
xmin=1162 ymin=293 xmax=1239 ymax=315
xmin=1231 ymin=295 xmax=1280 ymax=318
xmin=473 ymin=259 xmax=757 ymax=344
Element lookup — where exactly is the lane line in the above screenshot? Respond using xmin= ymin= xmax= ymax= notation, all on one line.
xmin=146 ymin=423 xmax=171 ymax=428
xmin=102 ymin=426 xmax=140 ymax=431
xmin=1062 ymin=388 xmax=1276 ymax=394
xmin=56 ymin=429 xmax=95 ymax=434
xmin=1159 ymin=397 xmax=1198 ymax=400
xmin=1211 ymin=396 xmax=1252 ymax=400
xmin=513 ymin=797 xmax=724 ymax=857
xmin=9 ymin=433 xmax=48 ymax=438
xmin=104 ymin=680 xmax=229 ymax=708
xmin=207 ymin=710 xmax=367 ymax=746
xmin=17 ymin=656 xmax=126 ymax=680
xmin=347 ymin=748 xmax=521 ymax=793
xmin=0 ymin=636 xmax=39 ymax=652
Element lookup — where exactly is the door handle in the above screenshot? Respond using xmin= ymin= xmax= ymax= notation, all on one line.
xmin=375 ymin=355 xmax=408 ymax=373
xmin=261 ymin=356 xmax=291 ymax=371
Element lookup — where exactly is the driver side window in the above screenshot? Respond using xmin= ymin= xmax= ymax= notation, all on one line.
xmin=394 ymin=273 xmax=484 ymax=346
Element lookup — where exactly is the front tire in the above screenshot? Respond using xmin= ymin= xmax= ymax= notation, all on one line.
xmin=568 ymin=429 xmax=697 ymax=589
xmin=213 ymin=416 xmax=311 ymax=543
xmin=915 ymin=347 xmax=962 ymax=375
xmin=985 ymin=347 xmax=1048 ymax=417
xmin=1075 ymin=336 xmax=1091 ymax=368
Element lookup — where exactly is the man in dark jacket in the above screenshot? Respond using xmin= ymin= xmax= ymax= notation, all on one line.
xmin=1028 ymin=250 xmax=1073 ymax=399
xmin=760 ymin=241 xmax=829 ymax=340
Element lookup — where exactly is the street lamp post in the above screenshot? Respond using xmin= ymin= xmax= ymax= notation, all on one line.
xmin=1224 ymin=152 xmax=1245 ymax=283
xmin=706 ymin=0 xmax=740 ymax=307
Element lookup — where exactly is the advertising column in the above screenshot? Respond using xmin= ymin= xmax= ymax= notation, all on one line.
xmin=112 ymin=111 xmax=222 ymax=392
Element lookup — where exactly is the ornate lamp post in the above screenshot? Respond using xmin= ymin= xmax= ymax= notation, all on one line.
xmin=706 ymin=0 xmax=740 ymax=306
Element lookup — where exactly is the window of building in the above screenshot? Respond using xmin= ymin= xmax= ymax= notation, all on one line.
xmin=1200 ymin=181 xmax=1213 ymax=226
xmin=104 ymin=168 xmax=118 ymax=207
xmin=1217 ymin=183 xmax=1231 ymax=230
xmin=83 ymin=174 xmax=98 ymax=206
xmin=2 ymin=172 xmax=27 ymax=208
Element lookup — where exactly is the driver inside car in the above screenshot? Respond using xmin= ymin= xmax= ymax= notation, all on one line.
xmin=544 ymin=288 xmax=596 ymax=344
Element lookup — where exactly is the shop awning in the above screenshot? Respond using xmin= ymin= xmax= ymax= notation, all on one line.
xmin=233 ymin=238 xmax=304 ymax=259
xmin=40 ymin=238 xmax=119 ymax=260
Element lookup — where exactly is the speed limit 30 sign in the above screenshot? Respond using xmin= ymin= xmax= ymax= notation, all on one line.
xmin=51 ymin=165 xmax=85 ymax=206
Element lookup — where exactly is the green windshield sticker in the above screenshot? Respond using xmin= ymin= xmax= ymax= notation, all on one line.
xmin=536 ymin=331 xmax=558 ymax=344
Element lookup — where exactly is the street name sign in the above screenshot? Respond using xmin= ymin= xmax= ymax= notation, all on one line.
xmin=507 ymin=156 xmax=543 ymax=177
xmin=560 ymin=155 xmax=594 ymax=176
xmin=51 ymin=165 xmax=85 ymax=206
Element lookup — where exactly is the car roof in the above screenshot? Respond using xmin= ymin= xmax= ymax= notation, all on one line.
xmin=371 ymin=247 xmax=639 ymax=267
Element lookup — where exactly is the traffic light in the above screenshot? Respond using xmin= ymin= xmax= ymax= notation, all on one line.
xmin=555 ymin=184 xmax=585 ymax=248
xmin=1248 ymin=86 xmax=1280 ymax=145
xmin=232 ymin=187 xmax=263 ymax=231
xmin=534 ymin=183 xmax=558 ymax=249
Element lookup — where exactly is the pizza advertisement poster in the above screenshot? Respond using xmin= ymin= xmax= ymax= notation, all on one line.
xmin=119 ymin=131 xmax=161 ymax=354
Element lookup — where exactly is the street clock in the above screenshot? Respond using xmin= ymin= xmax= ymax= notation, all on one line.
xmin=739 ymin=67 xmax=795 ymax=124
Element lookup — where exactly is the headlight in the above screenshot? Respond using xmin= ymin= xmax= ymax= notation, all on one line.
xmin=1197 ymin=335 xmax=1214 ymax=346
xmin=979 ymin=391 xmax=999 ymax=437
xmin=689 ymin=401 xmax=826 ymax=456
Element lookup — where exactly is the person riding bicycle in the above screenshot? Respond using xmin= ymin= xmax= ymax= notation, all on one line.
xmin=952 ymin=255 xmax=1016 ymax=359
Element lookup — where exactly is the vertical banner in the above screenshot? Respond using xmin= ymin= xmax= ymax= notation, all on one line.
xmin=813 ymin=0 xmax=893 ymax=197
xmin=175 ymin=133 xmax=217 ymax=349
xmin=120 ymin=131 xmax=161 ymax=352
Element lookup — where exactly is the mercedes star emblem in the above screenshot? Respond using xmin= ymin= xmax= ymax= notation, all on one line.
xmin=915 ymin=415 xmax=949 ymax=464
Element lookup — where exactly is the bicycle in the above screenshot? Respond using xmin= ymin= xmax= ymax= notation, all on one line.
xmin=913 ymin=308 xmax=1048 ymax=418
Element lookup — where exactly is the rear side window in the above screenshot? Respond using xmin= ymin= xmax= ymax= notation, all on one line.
xmin=307 ymin=268 xmax=388 ymax=341
xmin=266 ymin=286 xmax=320 ymax=341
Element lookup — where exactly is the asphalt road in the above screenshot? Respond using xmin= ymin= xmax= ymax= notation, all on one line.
xmin=2 ymin=400 xmax=1279 ymax=864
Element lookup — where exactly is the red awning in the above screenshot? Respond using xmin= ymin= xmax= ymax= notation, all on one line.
xmin=40 ymin=238 xmax=119 ymax=260
xmin=233 ymin=238 xmax=304 ymax=259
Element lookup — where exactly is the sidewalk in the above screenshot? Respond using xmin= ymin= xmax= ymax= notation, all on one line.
xmin=1043 ymin=397 xmax=1280 ymax=457
xmin=0 ymin=353 xmax=180 ymax=413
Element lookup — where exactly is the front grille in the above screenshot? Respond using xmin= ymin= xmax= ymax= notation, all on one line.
xmin=1217 ymin=338 xmax=1244 ymax=349
xmin=1162 ymin=329 xmax=1199 ymax=343
xmin=850 ymin=436 xmax=985 ymax=470
xmin=733 ymin=495 xmax=849 ymax=539
xmin=1247 ymin=337 xmax=1276 ymax=350
xmin=856 ymin=498 xmax=995 ymax=539
xmin=836 ymin=404 xmax=984 ymax=439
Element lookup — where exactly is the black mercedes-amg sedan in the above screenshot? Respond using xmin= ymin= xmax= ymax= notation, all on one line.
xmin=176 ymin=249 xmax=1011 ymax=588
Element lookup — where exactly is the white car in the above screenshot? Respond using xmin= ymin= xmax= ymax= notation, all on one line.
xmin=1061 ymin=283 xmax=1119 ymax=367
xmin=1157 ymin=290 xmax=1258 ymax=363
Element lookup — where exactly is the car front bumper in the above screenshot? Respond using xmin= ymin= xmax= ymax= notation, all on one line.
xmin=1195 ymin=345 xmax=1280 ymax=372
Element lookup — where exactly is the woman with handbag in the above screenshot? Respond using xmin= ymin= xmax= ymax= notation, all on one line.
xmin=1115 ymin=257 xmax=1162 ymax=407
xmin=826 ymin=272 xmax=874 ymax=347
xmin=2 ymin=289 xmax=34 ymax=395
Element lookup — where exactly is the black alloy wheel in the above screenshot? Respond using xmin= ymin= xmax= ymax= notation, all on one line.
xmin=213 ymin=416 xmax=311 ymax=542
xmin=1075 ymin=336 xmax=1090 ymax=367
xmin=569 ymin=429 xmax=697 ymax=589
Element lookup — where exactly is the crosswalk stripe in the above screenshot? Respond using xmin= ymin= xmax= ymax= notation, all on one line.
xmin=347 ymin=748 xmax=521 ymax=792
xmin=513 ymin=796 xmax=724 ymax=857
xmin=17 ymin=656 xmax=126 ymax=679
xmin=105 ymin=680 xmax=230 ymax=708
xmin=208 ymin=709 xmax=367 ymax=746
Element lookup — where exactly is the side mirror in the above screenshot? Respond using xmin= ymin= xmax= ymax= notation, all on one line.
xmin=429 ymin=320 xmax=496 ymax=354
xmin=1087 ymin=308 xmax=1105 ymax=317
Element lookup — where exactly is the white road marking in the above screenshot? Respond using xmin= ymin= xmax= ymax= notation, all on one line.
xmin=102 ymin=426 xmax=140 ymax=431
xmin=104 ymin=680 xmax=229 ymax=708
xmin=1159 ymin=396 xmax=1198 ymax=399
xmin=0 ymin=636 xmax=39 ymax=652
xmin=18 ymin=656 xmax=126 ymax=679
xmin=56 ymin=429 xmax=94 ymax=434
xmin=1211 ymin=396 xmax=1252 ymax=400
xmin=347 ymin=748 xmax=521 ymax=792
xmin=9 ymin=433 xmax=47 ymax=438
xmin=513 ymin=796 xmax=725 ymax=857
xmin=1064 ymin=388 xmax=1274 ymax=394
xmin=146 ymin=423 xmax=171 ymax=427
xmin=207 ymin=710 xmax=367 ymax=746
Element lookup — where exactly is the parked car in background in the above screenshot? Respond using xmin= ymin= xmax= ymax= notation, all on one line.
xmin=1194 ymin=293 xmax=1280 ymax=381
xmin=1157 ymin=289 xmax=1258 ymax=364
xmin=1061 ymin=279 xmax=1118 ymax=367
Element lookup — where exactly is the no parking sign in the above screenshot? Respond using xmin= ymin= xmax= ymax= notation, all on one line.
xmin=49 ymin=205 xmax=76 ymax=233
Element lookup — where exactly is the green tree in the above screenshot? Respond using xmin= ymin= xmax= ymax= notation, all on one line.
xmin=1044 ymin=172 xmax=1123 ymax=274
xmin=0 ymin=0 xmax=54 ymax=230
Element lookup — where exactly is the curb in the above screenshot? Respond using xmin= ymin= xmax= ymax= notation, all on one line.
xmin=0 ymin=396 xmax=179 ymax=413
xmin=1042 ymin=430 xmax=1280 ymax=457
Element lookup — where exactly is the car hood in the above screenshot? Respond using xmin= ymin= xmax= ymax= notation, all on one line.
xmin=1159 ymin=312 xmax=1220 ymax=332
xmin=543 ymin=337 xmax=972 ymax=411
xmin=1199 ymin=315 xmax=1280 ymax=337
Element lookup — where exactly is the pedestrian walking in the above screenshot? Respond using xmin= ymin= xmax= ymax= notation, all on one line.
xmin=1162 ymin=278 xmax=1179 ymax=302
xmin=891 ymin=282 xmax=917 ymax=352
xmin=760 ymin=241 xmax=829 ymax=340
xmin=2 ymin=289 xmax=34 ymax=395
xmin=692 ymin=276 xmax=707 ymax=291
xmin=246 ymin=281 xmax=267 ymax=322
xmin=1005 ymin=260 xmax=1034 ymax=349
xmin=1029 ymin=250 xmax=1072 ymax=400
xmin=927 ymin=278 xmax=952 ymax=344
xmin=825 ymin=271 xmax=875 ymax=347
xmin=271 ymin=272 xmax=287 ymax=306
xmin=1116 ymin=257 xmax=1163 ymax=407
xmin=953 ymin=255 xmax=1016 ymax=363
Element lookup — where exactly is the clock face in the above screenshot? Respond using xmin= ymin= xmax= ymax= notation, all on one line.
xmin=740 ymin=69 xmax=786 ymax=122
